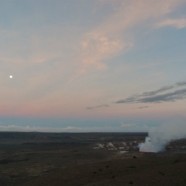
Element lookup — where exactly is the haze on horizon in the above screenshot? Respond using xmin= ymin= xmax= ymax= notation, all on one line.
xmin=0 ymin=0 xmax=186 ymax=132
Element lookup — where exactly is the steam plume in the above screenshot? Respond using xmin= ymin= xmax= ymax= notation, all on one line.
xmin=139 ymin=121 xmax=186 ymax=153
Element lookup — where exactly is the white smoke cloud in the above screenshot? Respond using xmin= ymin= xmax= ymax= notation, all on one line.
xmin=139 ymin=121 xmax=186 ymax=152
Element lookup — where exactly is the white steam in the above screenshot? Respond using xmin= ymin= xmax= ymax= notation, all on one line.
xmin=139 ymin=121 xmax=186 ymax=153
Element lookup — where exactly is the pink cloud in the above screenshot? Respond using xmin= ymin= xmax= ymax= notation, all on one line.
xmin=156 ymin=18 xmax=186 ymax=29
xmin=81 ymin=32 xmax=125 ymax=70
xmin=78 ymin=0 xmax=185 ymax=73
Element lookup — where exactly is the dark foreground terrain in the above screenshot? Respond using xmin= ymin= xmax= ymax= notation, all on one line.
xmin=0 ymin=132 xmax=186 ymax=186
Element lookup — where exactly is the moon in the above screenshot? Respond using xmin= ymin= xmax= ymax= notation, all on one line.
xmin=9 ymin=75 xmax=13 ymax=79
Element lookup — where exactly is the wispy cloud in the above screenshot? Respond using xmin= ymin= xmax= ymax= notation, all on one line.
xmin=137 ymin=106 xmax=149 ymax=109
xmin=79 ymin=0 xmax=186 ymax=72
xmin=176 ymin=82 xmax=186 ymax=86
xmin=156 ymin=18 xmax=186 ymax=29
xmin=86 ymin=81 xmax=186 ymax=111
xmin=138 ymin=89 xmax=186 ymax=103
xmin=115 ymin=81 xmax=186 ymax=104
xmin=0 ymin=124 xmax=84 ymax=133
xmin=142 ymin=86 xmax=175 ymax=97
xmin=80 ymin=32 xmax=124 ymax=71
xmin=86 ymin=104 xmax=109 ymax=110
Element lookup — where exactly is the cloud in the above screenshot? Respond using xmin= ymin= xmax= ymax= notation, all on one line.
xmin=0 ymin=124 xmax=84 ymax=133
xmin=120 ymin=121 xmax=152 ymax=132
xmin=86 ymin=104 xmax=109 ymax=110
xmin=120 ymin=123 xmax=136 ymax=128
xmin=176 ymin=81 xmax=186 ymax=86
xmin=79 ymin=0 xmax=186 ymax=72
xmin=139 ymin=89 xmax=186 ymax=103
xmin=142 ymin=85 xmax=175 ymax=97
xmin=81 ymin=32 xmax=124 ymax=70
xmin=116 ymin=81 xmax=186 ymax=104
xmin=137 ymin=106 xmax=149 ymax=109
xmin=156 ymin=18 xmax=186 ymax=29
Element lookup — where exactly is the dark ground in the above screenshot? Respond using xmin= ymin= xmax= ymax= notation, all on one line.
xmin=0 ymin=132 xmax=185 ymax=186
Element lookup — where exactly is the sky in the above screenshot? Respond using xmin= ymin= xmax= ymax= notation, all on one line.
xmin=0 ymin=0 xmax=186 ymax=132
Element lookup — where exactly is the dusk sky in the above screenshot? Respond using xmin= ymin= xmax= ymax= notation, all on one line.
xmin=0 ymin=0 xmax=186 ymax=132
